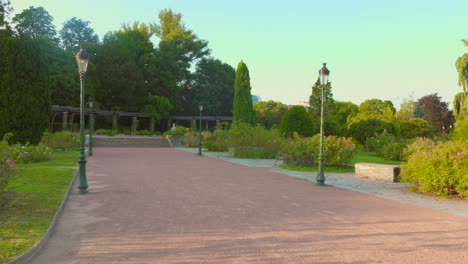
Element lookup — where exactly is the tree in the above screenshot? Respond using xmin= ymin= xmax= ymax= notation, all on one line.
xmin=417 ymin=93 xmax=453 ymax=134
xmin=309 ymin=78 xmax=334 ymax=117
xmin=151 ymin=9 xmax=210 ymax=113
xmin=398 ymin=118 xmax=433 ymax=139
xmin=233 ymin=61 xmax=256 ymax=125
xmin=187 ymin=58 xmax=235 ymax=116
xmin=254 ymin=100 xmax=288 ymax=129
xmin=0 ymin=0 xmax=12 ymax=36
xmin=396 ymin=97 xmax=417 ymax=122
xmin=95 ymin=27 xmax=153 ymax=112
xmin=348 ymin=119 xmax=394 ymax=144
xmin=60 ymin=17 xmax=99 ymax=54
xmin=280 ymin=106 xmax=314 ymax=137
xmin=12 ymin=6 xmax=59 ymax=45
xmin=329 ymin=101 xmax=358 ymax=136
xmin=0 ymin=37 xmax=51 ymax=144
xmin=348 ymin=99 xmax=396 ymax=125
xmin=453 ymin=40 xmax=468 ymax=126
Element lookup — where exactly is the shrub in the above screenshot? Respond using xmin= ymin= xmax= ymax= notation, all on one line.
xmin=401 ymin=139 xmax=468 ymax=197
xmin=9 ymin=143 xmax=52 ymax=163
xmin=348 ymin=119 xmax=394 ymax=144
xmin=378 ymin=140 xmax=412 ymax=161
xmin=365 ymin=131 xmax=396 ymax=152
xmin=398 ymin=118 xmax=434 ymax=139
xmin=163 ymin=126 xmax=187 ymax=136
xmin=0 ymin=141 xmax=16 ymax=192
xmin=281 ymin=134 xmax=356 ymax=167
xmin=183 ymin=129 xmax=199 ymax=147
xmin=136 ymin=130 xmax=161 ymax=136
xmin=41 ymin=131 xmax=79 ymax=150
xmin=453 ymin=118 xmax=468 ymax=140
xmin=95 ymin=129 xmax=119 ymax=136
xmin=229 ymin=122 xmax=283 ymax=159
xmin=204 ymin=130 xmax=229 ymax=152
xmin=279 ymin=106 xmax=314 ymax=137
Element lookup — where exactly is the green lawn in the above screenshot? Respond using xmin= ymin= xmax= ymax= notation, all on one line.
xmin=0 ymin=150 xmax=77 ymax=263
xmin=280 ymin=151 xmax=401 ymax=173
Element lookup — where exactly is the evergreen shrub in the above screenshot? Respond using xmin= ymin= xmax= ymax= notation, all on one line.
xmin=229 ymin=122 xmax=282 ymax=159
xmin=41 ymin=131 xmax=79 ymax=150
xmin=279 ymin=106 xmax=314 ymax=137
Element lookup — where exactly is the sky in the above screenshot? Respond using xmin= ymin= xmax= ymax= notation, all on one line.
xmin=10 ymin=0 xmax=468 ymax=108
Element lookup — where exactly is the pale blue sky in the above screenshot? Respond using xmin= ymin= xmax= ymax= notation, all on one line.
xmin=11 ymin=0 xmax=468 ymax=108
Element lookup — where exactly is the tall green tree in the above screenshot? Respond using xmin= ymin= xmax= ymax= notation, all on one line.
xmin=12 ymin=6 xmax=59 ymax=45
xmin=309 ymin=78 xmax=334 ymax=117
xmin=60 ymin=17 xmax=99 ymax=53
xmin=454 ymin=40 xmax=468 ymax=125
xmin=348 ymin=99 xmax=396 ymax=125
xmin=95 ymin=26 xmax=153 ymax=112
xmin=151 ymin=9 xmax=210 ymax=113
xmin=0 ymin=37 xmax=51 ymax=144
xmin=188 ymin=58 xmax=235 ymax=116
xmin=233 ymin=61 xmax=256 ymax=125
xmin=254 ymin=100 xmax=288 ymax=129
xmin=329 ymin=101 xmax=358 ymax=136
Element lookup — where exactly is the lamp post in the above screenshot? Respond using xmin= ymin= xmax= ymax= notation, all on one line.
xmin=316 ymin=63 xmax=330 ymax=186
xmin=76 ymin=46 xmax=89 ymax=194
xmin=88 ymin=96 xmax=94 ymax=157
xmin=198 ymin=105 xmax=203 ymax=156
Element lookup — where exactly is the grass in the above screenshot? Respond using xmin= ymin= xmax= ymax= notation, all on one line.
xmin=0 ymin=150 xmax=77 ymax=263
xmin=351 ymin=151 xmax=401 ymax=165
xmin=280 ymin=151 xmax=401 ymax=173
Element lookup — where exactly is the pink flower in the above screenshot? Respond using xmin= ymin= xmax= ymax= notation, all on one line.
xmin=348 ymin=141 xmax=353 ymax=146
xmin=456 ymin=152 xmax=464 ymax=158
xmin=287 ymin=134 xmax=292 ymax=138
xmin=6 ymin=159 xmax=15 ymax=169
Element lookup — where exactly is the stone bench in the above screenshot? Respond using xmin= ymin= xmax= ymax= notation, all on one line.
xmin=355 ymin=163 xmax=401 ymax=182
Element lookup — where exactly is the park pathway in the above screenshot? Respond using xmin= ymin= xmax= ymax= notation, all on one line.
xmin=28 ymin=148 xmax=468 ymax=263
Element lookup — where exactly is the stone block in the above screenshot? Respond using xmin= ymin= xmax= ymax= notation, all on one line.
xmin=355 ymin=163 xmax=400 ymax=182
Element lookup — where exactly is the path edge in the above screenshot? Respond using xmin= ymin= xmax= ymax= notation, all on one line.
xmin=6 ymin=170 xmax=79 ymax=264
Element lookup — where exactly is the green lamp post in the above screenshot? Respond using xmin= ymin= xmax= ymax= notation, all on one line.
xmin=88 ymin=96 xmax=94 ymax=157
xmin=316 ymin=63 xmax=330 ymax=186
xmin=198 ymin=105 xmax=203 ymax=156
xmin=76 ymin=46 xmax=89 ymax=194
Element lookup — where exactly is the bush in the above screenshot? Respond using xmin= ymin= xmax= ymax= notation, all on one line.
xmin=281 ymin=133 xmax=356 ymax=167
xmin=95 ymin=129 xmax=119 ymax=136
xmin=136 ymin=130 xmax=161 ymax=136
xmin=378 ymin=140 xmax=412 ymax=161
xmin=365 ymin=131 xmax=396 ymax=152
xmin=0 ymin=141 xmax=16 ymax=192
xmin=401 ymin=139 xmax=468 ymax=197
xmin=163 ymin=126 xmax=187 ymax=136
xmin=183 ymin=129 xmax=199 ymax=147
xmin=453 ymin=118 xmax=468 ymax=140
xmin=204 ymin=130 xmax=229 ymax=152
xmin=348 ymin=119 xmax=394 ymax=144
xmin=279 ymin=106 xmax=314 ymax=137
xmin=398 ymin=118 xmax=434 ymax=139
xmin=41 ymin=131 xmax=79 ymax=150
xmin=229 ymin=122 xmax=283 ymax=159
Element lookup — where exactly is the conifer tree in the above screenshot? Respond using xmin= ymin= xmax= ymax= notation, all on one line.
xmin=233 ymin=61 xmax=256 ymax=125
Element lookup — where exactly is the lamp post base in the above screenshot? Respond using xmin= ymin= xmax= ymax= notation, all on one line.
xmin=77 ymin=158 xmax=88 ymax=194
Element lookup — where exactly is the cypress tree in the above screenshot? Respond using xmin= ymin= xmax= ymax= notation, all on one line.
xmin=233 ymin=61 xmax=256 ymax=125
xmin=0 ymin=37 xmax=51 ymax=144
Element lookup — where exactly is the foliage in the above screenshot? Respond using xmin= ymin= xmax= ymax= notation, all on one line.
xmin=279 ymin=106 xmax=314 ymax=137
xmin=309 ymin=78 xmax=334 ymax=117
xmin=136 ymin=130 xmax=161 ymax=136
xmin=348 ymin=119 xmax=394 ymax=144
xmin=328 ymin=101 xmax=358 ymax=136
xmin=0 ymin=141 xmax=15 ymax=193
xmin=183 ymin=129 xmax=199 ymax=147
xmin=0 ymin=37 xmax=51 ymax=144
xmin=281 ymin=133 xmax=356 ymax=167
xmin=151 ymin=9 xmax=210 ymax=113
xmin=11 ymin=6 xmax=59 ymax=45
xmin=396 ymin=97 xmax=416 ymax=122
xmin=348 ymin=99 xmax=396 ymax=125
xmin=401 ymin=139 xmax=468 ymax=197
xmin=186 ymin=58 xmax=235 ymax=116
xmin=163 ymin=126 xmax=187 ymax=136
xmin=0 ymin=150 xmax=75 ymax=263
xmin=453 ymin=92 xmax=468 ymax=122
xmin=455 ymin=50 xmax=468 ymax=91
xmin=365 ymin=131 xmax=396 ymax=152
xmin=398 ymin=118 xmax=433 ymax=139
xmin=228 ymin=122 xmax=282 ymax=159
xmin=143 ymin=95 xmax=174 ymax=117
xmin=204 ymin=130 xmax=229 ymax=152
xmin=351 ymin=151 xmax=401 ymax=165
xmin=254 ymin=100 xmax=288 ymax=129
xmin=452 ymin=118 xmax=468 ymax=140
xmin=41 ymin=131 xmax=79 ymax=150
xmin=233 ymin=61 xmax=256 ymax=125
xmin=95 ymin=129 xmax=119 ymax=136
xmin=0 ymin=0 xmax=12 ymax=35
xmin=417 ymin=93 xmax=453 ymax=134
xmin=60 ymin=17 xmax=99 ymax=53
